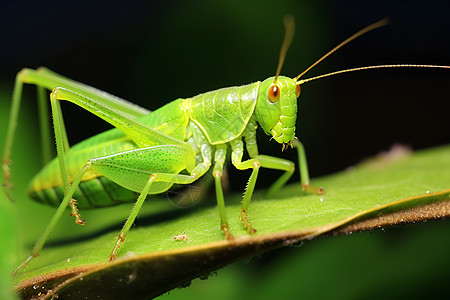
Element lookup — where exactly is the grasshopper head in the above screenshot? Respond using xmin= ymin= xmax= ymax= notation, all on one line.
xmin=254 ymin=16 xmax=300 ymax=149
xmin=255 ymin=76 xmax=300 ymax=147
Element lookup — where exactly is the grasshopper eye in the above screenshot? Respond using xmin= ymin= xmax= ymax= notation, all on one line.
xmin=268 ymin=84 xmax=280 ymax=103
xmin=296 ymin=84 xmax=301 ymax=98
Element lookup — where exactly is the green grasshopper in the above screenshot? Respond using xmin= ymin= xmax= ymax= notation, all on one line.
xmin=3 ymin=17 xmax=448 ymax=275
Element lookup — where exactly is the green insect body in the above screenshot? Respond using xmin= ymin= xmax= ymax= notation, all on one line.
xmin=4 ymin=17 xmax=448 ymax=274
xmin=27 ymin=77 xmax=291 ymax=206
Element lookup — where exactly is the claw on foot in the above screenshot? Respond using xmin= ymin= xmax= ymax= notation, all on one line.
xmin=301 ymin=183 xmax=325 ymax=195
xmin=240 ymin=209 xmax=257 ymax=234
xmin=108 ymin=254 xmax=118 ymax=261
xmin=221 ymin=224 xmax=234 ymax=240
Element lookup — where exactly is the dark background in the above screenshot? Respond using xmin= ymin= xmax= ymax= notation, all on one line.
xmin=1 ymin=1 xmax=449 ymax=299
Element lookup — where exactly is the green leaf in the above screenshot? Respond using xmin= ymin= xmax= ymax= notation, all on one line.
xmin=13 ymin=145 xmax=450 ymax=299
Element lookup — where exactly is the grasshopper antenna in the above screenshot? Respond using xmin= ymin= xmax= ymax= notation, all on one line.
xmin=294 ymin=18 xmax=390 ymax=81
xmin=274 ymin=15 xmax=295 ymax=83
xmin=293 ymin=18 xmax=449 ymax=84
xmin=298 ymin=64 xmax=450 ymax=84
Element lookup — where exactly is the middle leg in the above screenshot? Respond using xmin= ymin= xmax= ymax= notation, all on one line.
xmin=229 ymin=137 xmax=296 ymax=233
xmin=212 ymin=144 xmax=234 ymax=240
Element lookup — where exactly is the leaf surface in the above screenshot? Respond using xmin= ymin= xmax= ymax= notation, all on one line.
xmin=13 ymin=145 xmax=450 ymax=299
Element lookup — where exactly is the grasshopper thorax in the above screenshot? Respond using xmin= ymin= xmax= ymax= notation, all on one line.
xmin=255 ymin=76 xmax=300 ymax=146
